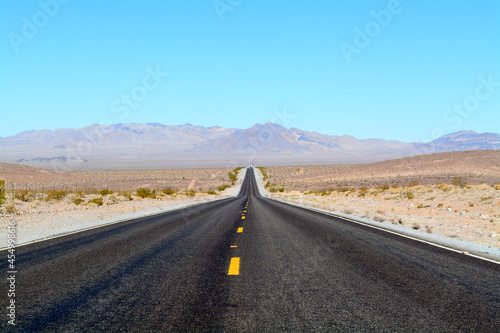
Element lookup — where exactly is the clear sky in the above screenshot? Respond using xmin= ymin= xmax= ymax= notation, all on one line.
xmin=1 ymin=0 xmax=499 ymax=142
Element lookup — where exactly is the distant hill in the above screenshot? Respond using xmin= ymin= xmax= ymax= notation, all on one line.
xmin=0 ymin=122 xmax=498 ymax=170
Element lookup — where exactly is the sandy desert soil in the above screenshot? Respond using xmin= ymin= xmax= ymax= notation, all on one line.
xmin=1 ymin=162 xmax=241 ymax=192
xmin=260 ymin=150 xmax=500 ymax=190
xmin=0 ymin=164 xmax=245 ymax=246
xmin=256 ymin=150 xmax=500 ymax=247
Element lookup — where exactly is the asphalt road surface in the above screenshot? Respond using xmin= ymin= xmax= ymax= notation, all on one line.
xmin=1 ymin=168 xmax=499 ymax=332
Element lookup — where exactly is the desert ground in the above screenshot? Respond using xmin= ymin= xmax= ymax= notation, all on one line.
xmin=257 ymin=150 xmax=500 ymax=247
xmin=0 ymin=164 xmax=245 ymax=245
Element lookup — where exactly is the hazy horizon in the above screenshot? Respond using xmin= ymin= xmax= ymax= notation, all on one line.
xmin=2 ymin=120 xmax=499 ymax=145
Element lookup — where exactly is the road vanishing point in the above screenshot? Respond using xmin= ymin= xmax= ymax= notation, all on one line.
xmin=1 ymin=168 xmax=499 ymax=332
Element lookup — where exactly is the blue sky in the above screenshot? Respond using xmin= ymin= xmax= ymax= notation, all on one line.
xmin=1 ymin=0 xmax=499 ymax=142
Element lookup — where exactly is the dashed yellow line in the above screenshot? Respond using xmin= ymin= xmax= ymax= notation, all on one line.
xmin=228 ymin=257 xmax=240 ymax=275
xmin=230 ymin=245 xmax=237 ymax=248
xmin=237 ymin=227 xmax=243 ymax=233
xmin=241 ymin=216 xmax=246 ymax=219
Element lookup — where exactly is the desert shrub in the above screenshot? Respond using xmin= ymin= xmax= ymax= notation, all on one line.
xmin=46 ymin=190 xmax=67 ymax=201
xmin=401 ymin=190 xmax=414 ymax=200
xmin=480 ymin=196 xmax=493 ymax=202
xmin=87 ymin=197 xmax=103 ymax=206
xmin=217 ymin=184 xmax=230 ymax=191
xmin=377 ymin=184 xmax=390 ymax=191
xmin=15 ymin=190 xmax=31 ymax=202
xmin=99 ymin=188 xmax=113 ymax=196
xmin=76 ymin=190 xmax=85 ymax=198
xmin=206 ymin=189 xmax=217 ymax=195
xmin=185 ymin=189 xmax=196 ymax=197
xmin=4 ymin=202 xmax=17 ymax=214
xmin=228 ymin=171 xmax=237 ymax=182
xmin=437 ymin=203 xmax=443 ymax=208
xmin=269 ymin=187 xmax=278 ymax=193
xmin=452 ymin=177 xmax=468 ymax=188
xmin=162 ymin=187 xmax=176 ymax=195
xmin=257 ymin=167 xmax=270 ymax=180
xmin=357 ymin=186 xmax=368 ymax=197
xmin=136 ymin=188 xmax=155 ymax=199
xmin=120 ymin=192 xmax=133 ymax=201
xmin=336 ymin=185 xmax=349 ymax=192
xmin=494 ymin=184 xmax=500 ymax=190
xmin=278 ymin=187 xmax=285 ymax=193
xmin=408 ymin=180 xmax=419 ymax=187
xmin=264 ymin=181 xmax=271 ymax=188
xmin=436 ymin=183 xmax=450 ymax=192
xmin=391 ymin=184 xmax=399 ymax=189
xmin=107 ymin=196 xmax=118 ymax=205
xmin=73 ymin=198 xmax=84 ymax=205
xmin=412 ymin=223 xmax=420 ymax=230
xmin=0 ymin=180 xmax=5 ymax=207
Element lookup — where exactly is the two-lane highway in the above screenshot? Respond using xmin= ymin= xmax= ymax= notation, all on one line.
xmin=2 ymin=168 xmax=499 ymax=331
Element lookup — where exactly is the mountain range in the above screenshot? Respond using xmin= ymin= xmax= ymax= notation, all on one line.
xmin=1 ymin=122 xmax=498 ymax=170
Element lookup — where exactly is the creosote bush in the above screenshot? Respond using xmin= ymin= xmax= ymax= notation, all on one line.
xmin=87 ymin=197 xmax=103 ymax=206
xmin=73 ymin=198 xmax=84 ymax=205
xmin=0 ymin=180 xmax=5 ymax=208
xmin=99 ymin=189 xmax=113 ymax=196
xmin=217 ymin=184 xmax=230 ymax=191
xmin=45 ymin=190 xmax=67 ymax=201
xmin=136 ymin=188 xmax=155 ymax=199
xmin=162 ymin=187 xmax=175 ymax=195
xmin=401 ymin=190 xmax=414 ymax=200
xmin=452 ymin=177 xmax=468 ymax=188
xmin=185 ymin=189 xmax=196 ymax=197
xmin=15 ymin=190 xmax=31 ymax=202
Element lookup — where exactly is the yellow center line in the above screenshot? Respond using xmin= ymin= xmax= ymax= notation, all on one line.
xmin=243 ymin=210 xmax=247 ymax=212
xmin=237 ymin=227 xmax=243 ymax=233
xmin=228 ymin=257 xmax=240 ymax=275
xmin=230 ymin=245 xmax=237 ymax=248
xmin=241 ymin=216 xmax=246 ymax=219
